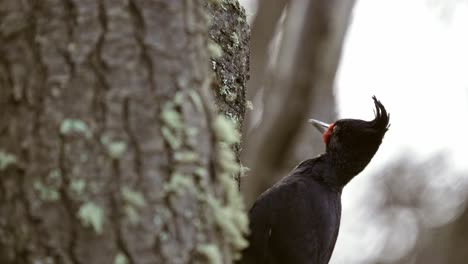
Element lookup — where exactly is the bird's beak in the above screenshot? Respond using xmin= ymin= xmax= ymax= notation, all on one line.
xmin=308 ymin=119 xmax=330 ymax=134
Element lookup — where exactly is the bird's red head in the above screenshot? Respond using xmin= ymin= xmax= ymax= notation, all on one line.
xmin=323 ymin=123 xmax=335 ymax=145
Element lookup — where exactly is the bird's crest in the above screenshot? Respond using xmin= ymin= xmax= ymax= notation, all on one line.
xmin=369 ymin=96 xmax=390 ymax=134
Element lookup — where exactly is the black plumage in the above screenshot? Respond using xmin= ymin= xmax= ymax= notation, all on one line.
xmin=239 ymin=96 xmax=390 ymax=264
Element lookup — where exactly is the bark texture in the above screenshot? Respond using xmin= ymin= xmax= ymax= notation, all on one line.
xmin=0 ymin=0 xmax=248 ymax=263
xmin=206 ymin=0 xmax=250 ymax=187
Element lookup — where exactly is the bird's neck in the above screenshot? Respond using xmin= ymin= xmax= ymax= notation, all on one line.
xmin=321 ymin=152 xmax=372 ymax=187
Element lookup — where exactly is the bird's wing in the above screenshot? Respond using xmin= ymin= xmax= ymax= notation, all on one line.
xmin=243 ymin=176 xmax=341 ymax=264
xmin=241 ymin=177 xmax=327 ymax=264
xmin=240 ymin=157 xmax=341 ymax=264
xmin=239 ymin=188 xmax=276 ymax=264
xmin=268 ymin=177 xmax=341 ymax=264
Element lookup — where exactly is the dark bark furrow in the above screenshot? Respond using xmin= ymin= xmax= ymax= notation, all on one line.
xmin=90 ymin=0 xmax=109 ymax=133
xmin=110 ymin=160 xmax=136 ymax=264
xmin=27 ymin=3 xmax=48 ymax=129
xmin=64 ymin=0 xmax=78 ymax=30
xmin=17 ymin=170 xmax=35 ymax=263
xmin=122 ymin=98 xmax=144 ymax=190
xmin=63 ymin=0 xmax=77 ymax=74
xmin=89 ymin=57 xmax=109 ymax=133
xmin=0 ymin=58 xmax=15 ymax=102
xmin=58 ymin=136 xmax=81 ymax=264
xmin=128 ymin=0 xmax=156 ymax=93
xmin=60 ymin=47 xmax=76 ymax=80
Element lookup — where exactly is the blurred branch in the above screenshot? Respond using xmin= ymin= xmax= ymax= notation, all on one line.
xmin=357 ymin=153 xmax=468 ymax=264
xmin=243 ymin=0 xmax=290 ymax=133
xmin=242 ymin=0 xmax=355 ymax=205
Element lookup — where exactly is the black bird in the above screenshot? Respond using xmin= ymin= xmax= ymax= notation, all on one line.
xmin=239 ymin=96 xmax=390 ymax=264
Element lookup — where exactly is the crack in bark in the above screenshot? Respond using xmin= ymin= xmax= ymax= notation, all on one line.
xmin=127 ymin=0 xmax=156 ymax=93
xmin=0 ymin=168 xmax=37 ymax=263
xmin=122 ymin=97 xmax=145 ymax=193
xmin=17 ymin=169 xmax=37 ymax=245
xmin=152 ymin=213 xmax=180 ymax=264
xmin=89 ymin=51 xmax=109 ymax=133
xmin=160 ymin=194 xmax=187 ymax=263
xmin=60 ymin=48 xmax=76 ymax=79
xmin=97 ymin=0 xmax=108 ymax=31
xmin=0 ymin=167 xmax=7 ymax=202
xmin=26 ymin=1 xmax=47 ymax=125
xmin=58 ymin=135 xmax=81 ymax=264
xmin=89 ymin=0 xmax=109 ymax=133
xmin=110 ymin=159 xmax=136 ymax=264
xmin=63 ymin=0 xmax=77 ymax=75
xmin=64 ymin=0 xmax=78 ymax=29
xmin=0 ymin=57 xmax=16 ymax=103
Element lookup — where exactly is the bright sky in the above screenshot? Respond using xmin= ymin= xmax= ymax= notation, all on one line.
xmin=338 ymin=0 xmax=468 ymax=171
xmin=335 ymin=0 xmax=468 ymax=262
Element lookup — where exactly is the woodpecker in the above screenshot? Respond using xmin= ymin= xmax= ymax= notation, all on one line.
xmin=239 ymin=96 xmax=390 ymax=264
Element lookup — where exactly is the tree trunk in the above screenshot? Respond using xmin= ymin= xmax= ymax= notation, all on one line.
xmin=0 ymin=0 xmax=249 ymax=263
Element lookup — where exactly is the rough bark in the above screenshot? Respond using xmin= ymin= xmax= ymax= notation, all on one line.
xmin=206 ymin=0 xmax=250 ymax=187
xmin=0 ymin=0 xmax=248 ymax=263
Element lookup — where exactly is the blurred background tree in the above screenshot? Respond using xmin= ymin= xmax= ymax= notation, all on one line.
xmin=241 ymin=0 xmax=355 ymax=205
xmin=240 ymin=0 xmax=468 ymax=263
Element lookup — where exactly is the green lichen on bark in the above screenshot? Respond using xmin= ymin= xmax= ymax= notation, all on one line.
xmin=107 ymin=141 xmax=127 ymax=159
xmin=213 ymin=115 xmax=241 ymax=144
xmin=78 ymin=202 xmax=105 ymax=235
xmin=69 ymin=178 xmax=87 ymax=197
xmin=160 ymin=97 xmax=186 ymax=151
xmin=163 ymin=172 xmax=194 ymax=196
xmin=121 ymin=187 xmax=147 ymax=225
xmin=203 ymin=113 xmax=249 ymax=255
xmin=208 ymin=41 xmax=224 ymax=59
xmin=161 ymin=104 xmax=184 ymax=130
xmin=161 ymin=126 xmax=183 ymax=150
xmin=33 ymin=169 xmax=63 ymax=202
xmin=197 ymin=243 xmax=223 ymax=264
xmin=100 ymin=135 xmax=128 ymax=159
xmin=0 ymin=150 xmax=17 ymax=170
xmin=121 ymin=187 xmax=146 ymax=208
xmin=33 ymin=180 xmax=60 ymax=202
xmin=174 ymin=151 xmax=199 ymax=163
xmin=60 ymin=118 xmax=92 ymax=139
xmin=114 ymin=252 xmax=128 ymax=264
